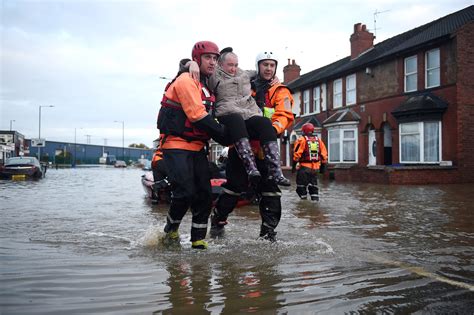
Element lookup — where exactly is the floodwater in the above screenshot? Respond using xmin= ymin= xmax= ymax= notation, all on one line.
xmin=1 ymin=167 xmax=473 ymax=314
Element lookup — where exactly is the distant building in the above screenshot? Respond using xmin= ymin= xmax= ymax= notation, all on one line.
xmin=0 ymin=130 xmax=26 ymax=164
xmin=25 ymin=139 xmax=153 ymax=165
xmin=285 ymin=5 xmax=474 ymax=184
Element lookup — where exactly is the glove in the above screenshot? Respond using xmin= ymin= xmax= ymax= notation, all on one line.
xmin=193 ymin=114 xmax=227 ymax=145
xmin=153 ymin=178 xmax=170 ymax=190
xmin=319 ymin=163 xmax=327 ymax=174
xmin=292 ymin=160 xmax=297 ymax=173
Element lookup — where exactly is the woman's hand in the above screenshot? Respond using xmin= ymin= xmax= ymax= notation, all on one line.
xmin=270 ymin=75 xmax=281 ymax=86
xmin=188 ymin=61 xmax=200 ymax=81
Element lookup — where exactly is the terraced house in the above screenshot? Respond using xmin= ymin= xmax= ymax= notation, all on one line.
xmin=285 ymin=5 xmax=474 ymax=184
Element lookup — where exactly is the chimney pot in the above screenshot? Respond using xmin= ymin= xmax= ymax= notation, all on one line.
xmin=283 ymin=58 xmax=301 ymax=84
xmin=350 ymin=23 xmax=375 ymax=59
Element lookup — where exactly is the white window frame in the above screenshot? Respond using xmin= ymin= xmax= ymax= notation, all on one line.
xmin=333 ymin=79 xmax=342 ymax=109
xmin=313 ymin=86 xmax=320 ymax=114
xmin=425 ymin=48 xmax=440 ymax=89
xmin=399 ymin=121 xmax=442 ymax=164
xmin=346 ymin=74 xmax=356 ymax=105
xmin=404 ymin=55 xmax=417 ymax=92
xmin=303 ymin=89 xmax=310 ymax=115
xmin=292 ymin=91 xmax=301 ymax=116
xmin=321 ymin=83 xmax=327 ymax=112
xmin=327 ymin=125 xmax=358 ymax=163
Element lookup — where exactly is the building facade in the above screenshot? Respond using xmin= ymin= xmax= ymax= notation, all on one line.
xmin=286 ymin=6 xmax=474 ymax=184
xmin=0 ymin=130 xmax=26 ymax=164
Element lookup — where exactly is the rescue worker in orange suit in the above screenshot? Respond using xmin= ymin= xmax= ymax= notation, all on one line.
xmin=156 ymin=41 xmax=227 ymax=249
xmin=292 ymin=123 xmax=328 ymax=201
xmin=211 ymin=51 xmax=295 ymax=242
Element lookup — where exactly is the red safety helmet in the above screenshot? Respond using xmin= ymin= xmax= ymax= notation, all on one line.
xmin=192 ymin=41 xmax=220 ymax=66
xmin=302 ymin=123 xmax=315 ymax=135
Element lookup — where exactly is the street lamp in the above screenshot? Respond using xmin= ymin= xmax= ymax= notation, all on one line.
xmin=38 ymin=105 xmax=54 ymax=161
xmin=114 ymin=120 xmax=124 ymax=160
xmin=10 ymin=120 xmax=15 ymax=131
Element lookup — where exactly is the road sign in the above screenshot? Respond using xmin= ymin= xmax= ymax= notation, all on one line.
xmin=31 ymin=138 xmax=46 ymax=147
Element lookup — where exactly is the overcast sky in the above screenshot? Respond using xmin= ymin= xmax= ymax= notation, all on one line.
xmin=1 ymin=0 xmax=471 ymax=148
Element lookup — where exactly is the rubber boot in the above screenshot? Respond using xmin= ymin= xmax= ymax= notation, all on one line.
xmin=259 ymin=228 xmax=277 ymax=243
xmin=262 ymin=141 xmax=291 ymax=187
xmin=234 ymin=138 xmax=261 ymax=186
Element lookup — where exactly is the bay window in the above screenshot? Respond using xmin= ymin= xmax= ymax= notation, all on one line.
xmin=400 ymin=121 xmax=441 ymax=163
xmin=328 ymin=127 xmax=358 ymax=163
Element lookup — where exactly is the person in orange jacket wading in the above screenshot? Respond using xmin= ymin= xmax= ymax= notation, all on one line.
xmin=156 ymin=41 xmax=227 ymax=249
xmin=292 ymin=123 xmax=328 ymax=201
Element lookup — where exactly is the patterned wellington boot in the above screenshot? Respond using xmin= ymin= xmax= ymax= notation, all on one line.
xmin=262 ymin=141 xmax=291 ymax=186
xmin=234 ymin=138 xmax=261 ymax=186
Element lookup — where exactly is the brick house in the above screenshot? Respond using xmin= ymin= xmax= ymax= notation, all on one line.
xmin=285 ymin=5 xmax=474 ymax=184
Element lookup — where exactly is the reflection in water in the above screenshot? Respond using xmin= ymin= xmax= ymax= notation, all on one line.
xmin=1 ymin=168 xmax=473 ymax=314
xmin=159 ymin=258 xmax=283 ymax=314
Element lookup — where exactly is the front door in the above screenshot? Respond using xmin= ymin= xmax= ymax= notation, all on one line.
xmin=368 ymin=129 xmax=376 ymax=166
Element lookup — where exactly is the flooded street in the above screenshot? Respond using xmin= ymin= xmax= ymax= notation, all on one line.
xmin=1 ymin=167 xmax=473 ymax=314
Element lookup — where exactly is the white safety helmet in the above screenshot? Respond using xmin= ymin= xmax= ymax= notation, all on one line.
xmin=255 ymin=51 xmax=278 ymax=74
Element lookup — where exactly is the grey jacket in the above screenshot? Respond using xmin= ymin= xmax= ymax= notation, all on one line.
xmin=209 ymin=67 xmax=262 ymax=120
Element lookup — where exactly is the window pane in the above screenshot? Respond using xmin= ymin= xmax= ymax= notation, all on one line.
xmin=343 ymin=140 xmax=356 ymax=161
xmin=346 ymin=75 xmax=355 ymax=89
xmin=401 ymin=122 xmax=419 ymax=134
xmin=401 ymin=134 xmax=420 ymax=161
xmin=427 ymin=49 xmax=440 ymax=68
xmin=346 ymin=91 xmax=355 ymax=105
xmin=329 ymin=130 xmax=340 ymax=162
xmin=406 ymin=73 xmax=417 ymax=91
xmin=427 ymin=68 xmax=440 ymax=87
xmin=405 ymin=56 xmax=417 ymax=73
xmin=313 ymin=86 xmax=320 ymax=113
xmin=343 ymin=130 xmax=354 ymax=138
xmin=334 ymin=80 xmax=342 ymax=93
xmin=424 ymin=121 xmax=439 ymax=162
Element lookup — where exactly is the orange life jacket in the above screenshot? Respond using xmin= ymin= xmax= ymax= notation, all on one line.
xmin=157 ymin=81 xmax=215 ymax=142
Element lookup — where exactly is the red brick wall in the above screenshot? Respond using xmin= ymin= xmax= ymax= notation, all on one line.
xmin=333 ymin=166 xmax=460 ymax=184
xmin=456 ymin=22 xmax=474 ymax=183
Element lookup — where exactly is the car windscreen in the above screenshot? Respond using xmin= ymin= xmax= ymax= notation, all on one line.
xmin=6 ymin=158 xmax=36 ymax=165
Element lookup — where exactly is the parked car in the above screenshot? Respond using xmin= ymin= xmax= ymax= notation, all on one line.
xmin=0 ymin=156 xmax=47 ymax=180
xmin=114 ymin=160 xmax=127 ymax=168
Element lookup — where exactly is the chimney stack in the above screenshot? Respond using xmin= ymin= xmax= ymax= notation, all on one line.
xmin=283 ymin=58 xmax=301 ymax=84
xmin=350 ymin=23 xmax=375 ymax=59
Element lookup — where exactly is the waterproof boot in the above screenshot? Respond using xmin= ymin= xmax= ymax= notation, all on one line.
xmin=262 ymin=141 xmax=291 ymax=187
xmin=210 ymin=213 xmax=228 ymax=239
xmin=234 ymin=138 xmax=261 ymax=186
xmin=191 ymin=240 xmax=208 ymax=249
xmin=162 ymin=223 xmax=180 ymax=246
xmin=259 ymin=230 xmax=277 ymax=243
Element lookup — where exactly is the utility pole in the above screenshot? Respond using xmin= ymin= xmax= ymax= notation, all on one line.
xmin=38 ymin=105 xmax=54 ymax=161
